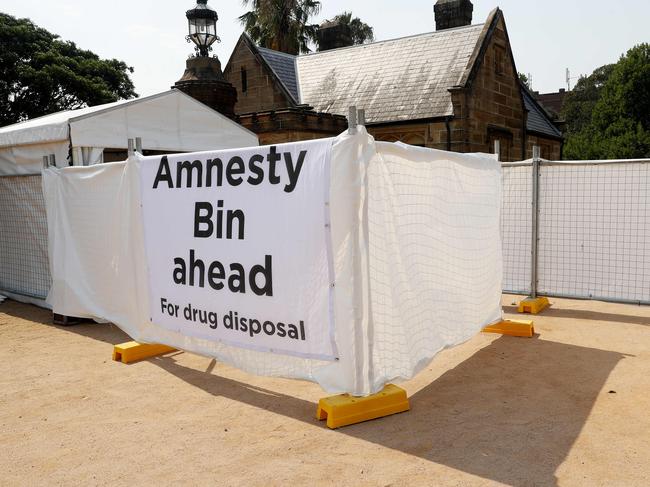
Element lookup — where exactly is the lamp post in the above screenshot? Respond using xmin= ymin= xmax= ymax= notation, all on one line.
xmin=174 ymin=0 xmax=237 ymax=118
xmin=186 ymin=0 xmax=219 ymax=57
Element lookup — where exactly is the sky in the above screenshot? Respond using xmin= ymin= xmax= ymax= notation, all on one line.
xmin=2 ymin=0 xmax=649 ymax=97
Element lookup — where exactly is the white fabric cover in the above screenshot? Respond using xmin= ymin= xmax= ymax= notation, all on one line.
xmin=68 ymin=91 xmax=257 ymax=152
xmin=0 ymin=90 xmax=258 ymax=175
xmin=0 ymin=142 xmax=69 ymax=176
xmin=42 ymin=129 xmax=503 ymax=395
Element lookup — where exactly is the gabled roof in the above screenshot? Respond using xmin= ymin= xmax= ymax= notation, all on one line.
xmin=297 ymin=24 xmax=485 ymax=123
xmin=258 ymin=47 xmax=300 ymax=103
xmin=521 ymin=84 xmax=563 ymax=139
xmin=236 ymin=7 xmax=560 ymax=139
xmin=230 ymin=34 xmax=300 ymax=106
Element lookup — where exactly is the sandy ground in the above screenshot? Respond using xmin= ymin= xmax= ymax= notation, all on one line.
xmin=1 ymin=295 xmax=649 ymax=487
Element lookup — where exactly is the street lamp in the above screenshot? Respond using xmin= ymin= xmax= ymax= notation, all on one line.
xmin=186 ymin=0 xmax=219 ymax=57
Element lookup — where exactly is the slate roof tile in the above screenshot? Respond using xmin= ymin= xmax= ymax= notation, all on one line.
xmin=522 ymin=87 xmax=563 ymax=138
xmin=258 ymin=47 xmax=300 ymax=103
xmin=248 ymin=20 xmax=561 ymax=139
xmin=296 ymin=25 xmax=485 ymax=123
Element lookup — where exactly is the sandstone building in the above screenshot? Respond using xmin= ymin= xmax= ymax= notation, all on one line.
xmin=222 ymin=1 xmax=563 ymax=161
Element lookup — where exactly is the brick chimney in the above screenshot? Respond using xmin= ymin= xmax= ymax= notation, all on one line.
xmin=317 ymin=20 xmax=353 ymax=51
xmin=434 ymin=0 xmax=473 ymax=30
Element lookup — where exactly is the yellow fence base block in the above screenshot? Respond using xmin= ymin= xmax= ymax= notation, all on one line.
xmin=112 ymin=341 xmax=176 ymax=364
xmin=517 ymin=296 xmax=550 ymax=314
xmin=483 ymin=319 xmax=535 ymax=338
xmin=316 ymin=384 xmax=410 ymax=429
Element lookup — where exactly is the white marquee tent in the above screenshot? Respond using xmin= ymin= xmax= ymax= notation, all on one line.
xmin=0 ymin=89 xmax=258 ymax=175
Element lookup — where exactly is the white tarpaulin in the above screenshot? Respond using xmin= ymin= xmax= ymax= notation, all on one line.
xmin=42 ymin=129 xmax=503 ymax=395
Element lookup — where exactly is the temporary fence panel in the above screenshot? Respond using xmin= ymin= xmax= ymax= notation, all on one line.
xmin=501 ymin=163 xmax=533 ymax=295
xmin=537 ymin=160 xmax=650 ymax=304
xmin=0 ymin=175 xmax=51 ymax=299
xmin=42 ymin=129 xmax=503 ymax=395
xmin=368 ymin=142 xmax=503 ymax=387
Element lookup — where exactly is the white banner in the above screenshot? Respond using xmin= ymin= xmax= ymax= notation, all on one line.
xmin=139 ymin=139 xmax=337 ymax=360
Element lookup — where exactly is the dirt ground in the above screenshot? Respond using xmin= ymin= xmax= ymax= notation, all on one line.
xmin=1 ymin=295 xmax=649 ymax=487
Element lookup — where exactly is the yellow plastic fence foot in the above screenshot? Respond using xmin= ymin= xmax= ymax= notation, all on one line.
xmin=316 ymin=384 xmax=410 ymax=429
xmin=112 ymin=341 xmax=176 ymax=364
xmin=517 ymin=296 xmax=550 ymax=314
xmin=483 ymin=319 xmax=535 ymax=338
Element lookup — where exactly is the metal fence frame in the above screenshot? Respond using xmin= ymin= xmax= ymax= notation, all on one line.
xmin=502 ymin=148 xmax=650 ymax=306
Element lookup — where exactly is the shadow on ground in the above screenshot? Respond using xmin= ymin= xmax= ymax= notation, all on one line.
xmin=502 ymin=304 xmax=650 ymax=327
xmin=0 ymin=300 xmax=130 ymax=344
xmin=151 ymin=336 xmax=623 ymax=487
xmin=2 ymin=300 xmax=625 ymax=486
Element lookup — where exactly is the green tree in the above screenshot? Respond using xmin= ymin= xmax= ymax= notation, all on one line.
xmin=563 ymin=44 xmax=650 ymax=159
xmin=239 ymin=0 xmax=321 ymax=55
xmin=562 ymin=64 xmax=614 ymax=135
xmin=0 ymin=13 xmax=137 ymax=127
xmin=518 ymin=72 xmax=530 ymax=89
xmin=330 ymin=11 xmax=374 ymax=45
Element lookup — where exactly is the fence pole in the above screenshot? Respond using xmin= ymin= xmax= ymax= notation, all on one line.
xmin=127 ymin=139 xmax=135 ymax=157
xmin=135 ymin=137 xmax=143 ymax=153
xmin=357 ymin=108 xmax=366 ymax=127
xmin=348 ymin=106 xmax=357 ymax=135
xmin=531 ymin=145 xmax=541 ymax=299
xmin=42 ymin=156 xmax=49 ymax=169
xmin=494 ymin=140 xmax=501 ymax=161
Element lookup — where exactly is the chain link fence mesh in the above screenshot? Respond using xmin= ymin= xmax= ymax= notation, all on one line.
xmin=0 ymin=175 xmax=51 ymax=299
xmin=501 ymin=164 xmax=532 ymax=295
xmin=537 ymin=162 xmax=650 ymax=304
xmin=0 ymin=159 xmax=648 ymax=307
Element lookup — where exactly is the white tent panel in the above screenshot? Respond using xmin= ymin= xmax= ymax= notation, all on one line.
xmin=70 ymin=90 xmax=258 ymax=152
xmin=0 ymin=101 xmax=123 ymax=148
xmin=0 ymin=142 xmax=69 ymax=176
xmin=0 ymin=90 xmax=258 ymax=175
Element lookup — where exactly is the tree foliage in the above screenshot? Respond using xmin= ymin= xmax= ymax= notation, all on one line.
xmin=518 ymin=72 xmax=530 ymax=89
xmin=0 ymin=13 xmax=137 ymax=127
xmin=563 ymin=44 xmax=650 ymax=159
xmin=239 ymin=0 xmax=321 ymax=55
xmin=563 ymin=64 xmax=614 ymax=135
xmin=331 ymin=11 xmax=374 ymax=45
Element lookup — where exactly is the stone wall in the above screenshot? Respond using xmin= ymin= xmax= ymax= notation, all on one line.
xmin=526 ymin=134 xmax=562 ymax=160
xmin=369 ymin=121 xmax=448 ymax=149
xmin=451 ymin=15 xmax=526 ymax=161
xmin=236 ymin=109 xmax=347 ymax=145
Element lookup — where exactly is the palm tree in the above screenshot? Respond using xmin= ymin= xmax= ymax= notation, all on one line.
xmin=239 ymin=0 xmax=321 ymax=55
xmin=331 ymin=12 xmax=374 ymax=45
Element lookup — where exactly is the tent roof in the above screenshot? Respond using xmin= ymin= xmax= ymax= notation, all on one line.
xmin=0 ymin=90 xmax=257 ymax=149
xmin=0 ymin=98 xmax=132 ymax=148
